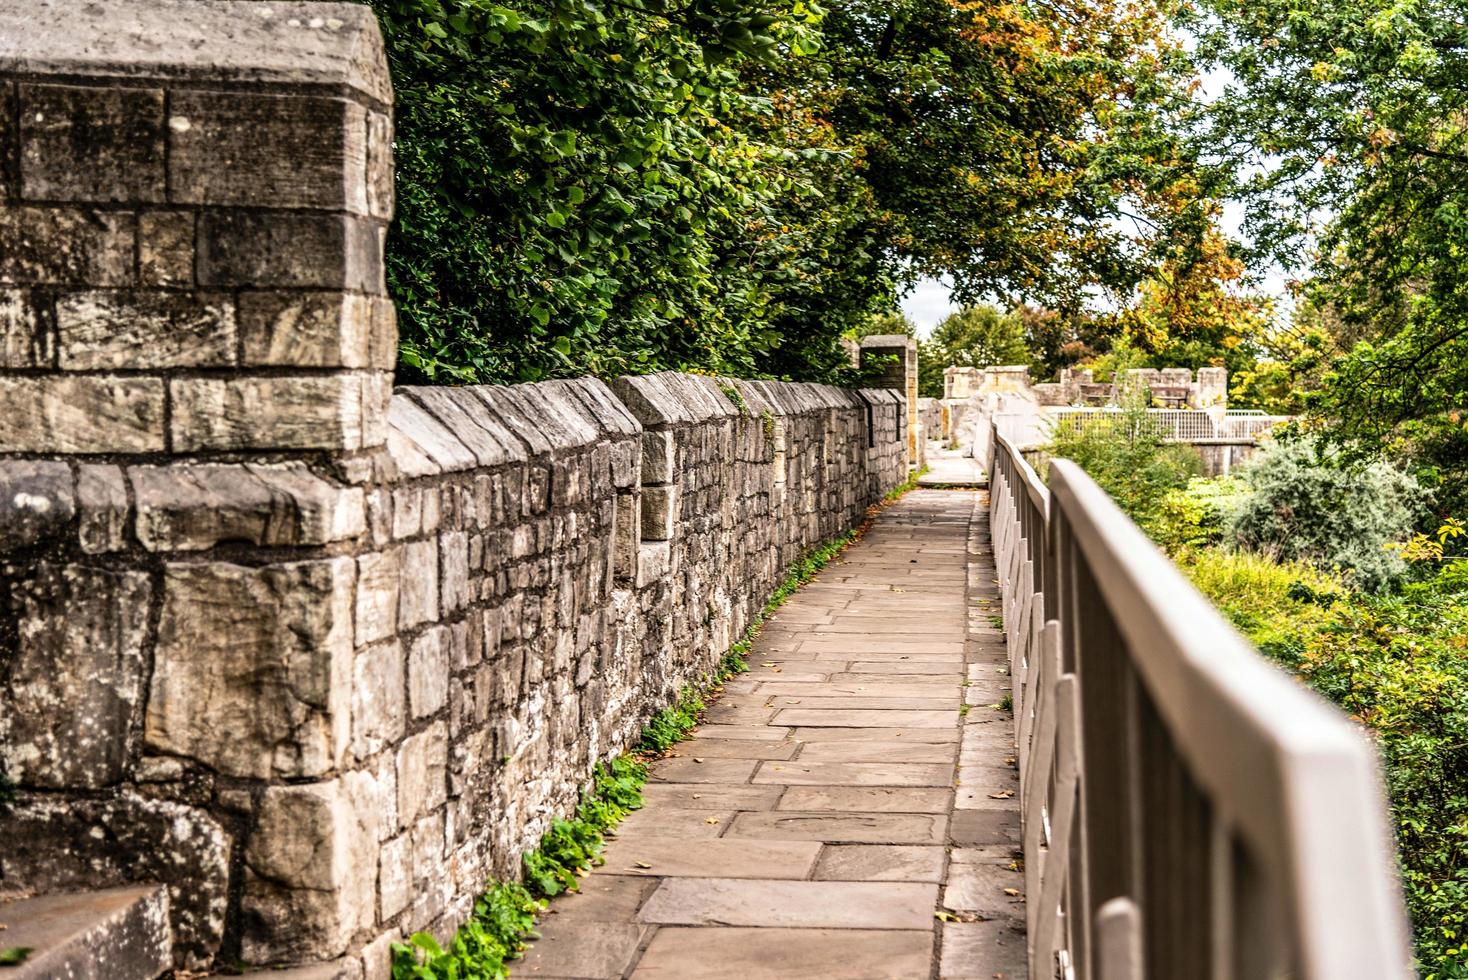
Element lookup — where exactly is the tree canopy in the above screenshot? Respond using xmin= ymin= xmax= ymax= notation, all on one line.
xmin=1189 ymin=0 xmax=1468 ymax=498
xmin=371 ymin=0 xmax=1206 ymax=384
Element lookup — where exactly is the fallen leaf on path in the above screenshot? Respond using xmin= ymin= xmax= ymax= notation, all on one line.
xmin=634 ymin=861 xmax=652 ymax=869
xmin=693 ymin=758 xmax=704 ymax=764
xmin=1003 ymin=888 xmax=1020 ymax=897
xmin=989 ymin=789 xmax=1014 ymax=799
xmin=705 ymin=817 xmax=720 ymax=825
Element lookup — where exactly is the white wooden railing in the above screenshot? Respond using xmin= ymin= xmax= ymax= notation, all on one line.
xmin=988 ymin=427 xmax=1412 ymax=980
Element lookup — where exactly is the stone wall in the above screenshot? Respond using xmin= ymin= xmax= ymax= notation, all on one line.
xmin=0 ymin=2 xmax=907 ymax=974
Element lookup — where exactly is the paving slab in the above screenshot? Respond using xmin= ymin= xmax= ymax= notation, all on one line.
xmin=543 ymin=875 xmax=658 ymax=921
xmin=942 ymin=860 xmax=1026 ymax=918
xmin=638 ymin=878 xmax=939 ymax=929
xmin=753 ymin=760 xmax=953 ymax=787
xmin=516 ymin=918 xmax=644 ymax=979
xmin=647 ymin=757 xmax=757 ymax=784
xmin=639 ymin=784 xmax=784 ymax=810
xmin=726 ymin=811 xmax=948 ymax=844
xmin=939 ymin=920 xmax=1028 ymax=979
xmin=798 ymin=739 xmax=958 ymax=763
xmin=630 ymin=928 xmax=934 ymax=979
xmin=790 ymin=726 xmax=959 ymax=742
xmin=612 ymin=807 xmax=737 ymax=839
xmin=814 ymin=844 xmax=947 ymax=882
xmin=774 ymin=708 xmax=956 ymax=728
xmin=663 ymin=738 xmax=799 ymax=760
xmin=756 ymin=682 xmax=962 ymax=699
xmin=600 ymin=837 xmax=820 ymax=878
xmin=779 ymin=785 xmax=954 ymax=813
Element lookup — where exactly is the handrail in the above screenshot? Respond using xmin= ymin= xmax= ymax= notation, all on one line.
xmin=989 ymin=423 xmax=1411 ymax=980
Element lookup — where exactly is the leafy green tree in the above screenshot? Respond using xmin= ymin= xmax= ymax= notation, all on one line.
xmin=1045 ymin=396 xmax=1203 ymax=534
xmin=1190 ymin=0 xmax=1468 ymax=509
xmin=796 ymin=0 xmax=1208 ymax=312
xmin=371 ymin=0 xmax=831 ymax=383
xmin=373 ymin=0 xmax=1209 ymax=386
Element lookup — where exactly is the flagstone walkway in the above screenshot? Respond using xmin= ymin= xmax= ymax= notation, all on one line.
xmin=519 ymin=490 xmax=1025 ymax=979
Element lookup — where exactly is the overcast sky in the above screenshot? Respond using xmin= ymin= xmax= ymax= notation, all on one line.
xmin=899 ymin=277 xmax=958 ymax=336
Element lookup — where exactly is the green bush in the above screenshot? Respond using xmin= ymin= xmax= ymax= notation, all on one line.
xmin=1043 ymin=400 xmax=1203 ymax=535
xmin=1226 ymin=439 xmax=1426 ymax=592
xmin=370 ymin=0 xmax=881 ymax=385
xmin=1151 ymin=475 xmax=1249 ymax=553
xmin=1185 ymin=553 xmax=1468 ymax=976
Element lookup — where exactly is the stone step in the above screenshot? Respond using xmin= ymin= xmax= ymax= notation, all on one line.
xmin=0 ymin=885 xmax=171 ymax=980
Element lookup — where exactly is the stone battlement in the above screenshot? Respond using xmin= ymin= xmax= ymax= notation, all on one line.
xmin=943 ymin=364 xmax=1228 ymax=411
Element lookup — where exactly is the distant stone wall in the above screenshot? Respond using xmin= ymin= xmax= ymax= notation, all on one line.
xmin=0 ymin=2 xmax=907 ymax=974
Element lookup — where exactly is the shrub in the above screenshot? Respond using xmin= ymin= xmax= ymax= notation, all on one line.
xmin=1151 ymin=475 xmax=1249 ymax=553
xmin=1044 ymin=400 xmax=1203 ymax=534
xmin=1186 ymin=552 xmax=1468 ymax=976
xmin=1226 ymin=438 xmax=1426 ymax=591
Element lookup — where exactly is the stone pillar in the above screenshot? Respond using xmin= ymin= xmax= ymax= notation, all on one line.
xmin=0 ymin=1 xmax=396 ymax=969
xmin=0 ymin=3 xmax=396 ymax=458
xmin=1197 ymin=366 xmax=1229 ymax=423
xmin=860 ymin=334 xmax=918 ymax=468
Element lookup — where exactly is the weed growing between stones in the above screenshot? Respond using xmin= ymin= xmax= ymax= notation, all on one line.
xmin=392 ymin=479 xmax=922 ymax=979
xmin=883 ymin=466 xmax=925 ymax=503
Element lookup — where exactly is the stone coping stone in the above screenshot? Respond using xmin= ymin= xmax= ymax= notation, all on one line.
xmin=0 ymin=1 xmax=392 ymax=107
xmin=612 ymin=371 xmax=877 ymax=428
xmin=859 ymin=334 xmax=912 ymax=348
xmin=0 ymin=884 xmax=171 ymax=980
xmin=387 ymin=377 xmax=633 ymax=477
xmin=858 ymin=387 xmax=902 ymax=406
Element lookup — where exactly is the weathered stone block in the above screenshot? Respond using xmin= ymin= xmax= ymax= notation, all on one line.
xmin=351 ymin=639 xmax=405 ymax=761
xmin=0 ymin=459 xmax=74 ymax=548
xmin=356 ymin=546 xmax=401 ymax=646
xmin=440 ymin=530 xmax=470 ymax=615
xmin=169 ymin=374 xmax=383 ymax=451
xmin=170 ymin=91 xmax=368 ymax=212
xmin=77 ymin=462 xmax=128 ymax=553
xmin=0 ymin=81 xmax=12 ymax=201
xmin=2 ymin=793 xmax=228 ymax=969
xmin=636 ymin=540 xmax=672 ymax=589
xmin=0 ymin=374 xmax=164 ymax=452
xmin=2 ymin=563 xmax=151 ymax=788
xmin=130 ymin=462 xmax=365 ymax=551
xmin=641 ymin=484 xmax=679 ymax=540
xmin=146 ymin=558 xmax=355 ymax=779
xmin=398 ymin=537 xmax=439 ymax=629
xmin=57 ymin=289 xmax=235 ymax=369
xmin=243 ymin=776 xmax=378 ymax=962
xmin=196 ymin=211 xmax=383 ymax=292
xmin=409 ymin=625 xmax=450 ymax=719
xmin=0 ymin=287 xmax=48 ymax=367
xmin=138 ymin=210 xmax=194 ymax=286
xmin=640 ymin=429 xmax=676 ymax=484
xmin=0 ymin=206 xmax=133 ymax=285
xmin=240 ymin=291 xmax=395 ymax=369
xmin=367 ymin=110 xmax=394 ymax=219
xmin=378 ymin=834 xmax=412 ymax=920
xmin=613 ymin=490 xmax=640 ymax=582
xmin=396 ymin=721 xmax=448 ymax=827
xmin=19 ymin=83 xmax=165 ymax=202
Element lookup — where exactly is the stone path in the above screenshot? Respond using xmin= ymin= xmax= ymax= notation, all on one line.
xmin=918 ymin=445 xmax=986 ymax=488
xmin=519 ymin=490 xmax=1025 ymax=980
